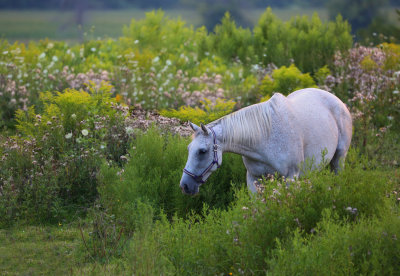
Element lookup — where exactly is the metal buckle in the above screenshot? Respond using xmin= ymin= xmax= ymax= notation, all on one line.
xmin=213 ymin=144 xmax=219 ymax=152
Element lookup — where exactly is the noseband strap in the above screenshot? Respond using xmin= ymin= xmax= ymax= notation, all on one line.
xmin=183 ymin=127 xmax=220 ymax=184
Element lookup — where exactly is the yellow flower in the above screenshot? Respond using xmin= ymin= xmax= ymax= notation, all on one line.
xmin=115 ymin=94 xmax=122 ymax=103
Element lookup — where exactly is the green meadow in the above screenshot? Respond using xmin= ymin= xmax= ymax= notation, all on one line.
xmin=0 ymin=7 xmax=399 ymax=275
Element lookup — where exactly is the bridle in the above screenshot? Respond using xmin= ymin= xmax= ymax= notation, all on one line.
xmin=183 ymin=127 xmax=221 ymax=184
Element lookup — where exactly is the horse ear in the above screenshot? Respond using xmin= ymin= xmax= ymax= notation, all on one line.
xmin=200 ymin=123 xmax=209 ymax=135
xmin=189 ymin=121 xmax=199 ymax=132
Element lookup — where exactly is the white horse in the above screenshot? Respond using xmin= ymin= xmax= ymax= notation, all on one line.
xmin=180 ymin=88 xmax=352 ymax=195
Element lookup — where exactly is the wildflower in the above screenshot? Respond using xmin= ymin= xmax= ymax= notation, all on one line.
xmin=393 ymin=90 xmax=399 ymax=95
xmin=134 ymin=40 xmax=139 ymax=44
xmin=71 ymin=114 xmax=77 ymax=120
xmin=65 ymin=132 xmax=73 ymax=139
xmin=81 ymin=129 xmax=89 ymax=136
xmin=115 ymin=94 xmax=122 ymax=102
xmin=345 ymin=206 xmax=358 ymax=215
xmin=52 ymin=56 xmax=58 ymax=62
xmin=166 ymin=59 xmax=172 ymax=66
xmin=90 ymin=47 xmax=96 ymax=52
xmin=38 ymin=53 xmax=46 ymax=59
xmin=153 ymin=56 xmax=160 ymax=63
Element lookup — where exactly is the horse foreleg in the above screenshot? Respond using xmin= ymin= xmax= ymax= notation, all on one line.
xmin=246 ymin=171 xmax=259 ymax=193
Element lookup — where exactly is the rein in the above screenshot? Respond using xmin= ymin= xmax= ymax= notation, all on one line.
xmin=183 ymin=127 xmax=220 ymax=184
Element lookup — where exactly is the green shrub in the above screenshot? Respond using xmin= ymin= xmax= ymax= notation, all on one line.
xmin=203 ymin=12 xmax=255 ymax=64
xmin=259 ymin=64 xmax=317 ymax=97
xmin=254 ymin=8 xmax=352 ymax=73
xmin=160 ymin=98 xmax=236 ymax=125
xmin=314 ymin=65 xmax=332 ymax=86
xmin=122 ymin=10 xmax=197 ymax=56
xmin=0 ymin=83 xmax=130 ymax=226
xmin=268 ymin=209 xmax=400 ymax=275
xmin=98 ymin=127 xmax=246 ymax=229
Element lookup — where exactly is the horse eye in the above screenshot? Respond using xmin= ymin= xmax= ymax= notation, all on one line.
xmin=199 ymin=149 xmax=208 ymax=154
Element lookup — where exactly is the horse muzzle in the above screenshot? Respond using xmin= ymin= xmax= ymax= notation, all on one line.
xmin=180 ymin=175 xmax=200 ymax=195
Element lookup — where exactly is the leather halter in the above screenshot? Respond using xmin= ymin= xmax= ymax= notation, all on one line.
xmin=183 ymin=127 xmax=221 ymax=184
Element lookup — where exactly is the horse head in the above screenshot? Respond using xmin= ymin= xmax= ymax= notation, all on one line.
xmin=180 ymin=122 xmax=222 ymax=195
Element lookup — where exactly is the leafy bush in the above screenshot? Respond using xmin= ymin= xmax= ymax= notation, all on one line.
xmin=122 ymin=10 xmax=197 ymax=56
xmin=203 ymin=12 xmax=255 ymax=64
xmin=259 ymin=64 xmax=317 ymax=97
xmin=0 ymin=83 xmax=130 ymax=226
xmin=160 ymin=98 xmax=236 ymax=125
xmin=380 ymin=42 xmax=400 ymax=71
xmin=268 ymin=209 xmax=400 ymax=275
xmin=254 ymin=8 xmax=353 ymax=73
xmin=98 ymin=127 xmax=246 ymax=229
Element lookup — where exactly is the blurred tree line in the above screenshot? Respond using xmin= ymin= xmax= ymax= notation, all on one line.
xmin=0 ymin=0 xmax=398 ymax=42
xmin=1 ymin=0 xmax=397 ymax=10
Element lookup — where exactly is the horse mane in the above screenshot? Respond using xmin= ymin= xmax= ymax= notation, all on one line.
xmin=210 ymin=98 xmax=276 ymax=148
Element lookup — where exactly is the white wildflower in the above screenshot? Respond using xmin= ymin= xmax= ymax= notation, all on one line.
xmin=38 ymin=53 xmax=46 ymax=59
xmin=81 ymin=129 xmax=89 ymax=136
xmin=65 ymin=132 xmax=73 ymax=139
xmin=125 ymin=126 xmax=134 ymax=135
xmin=152 ymin=56 xmax=160 ymax=63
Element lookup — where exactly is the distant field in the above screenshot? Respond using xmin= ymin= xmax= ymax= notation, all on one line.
xmin=0 ymin=7 xmax=328 ymax=43
xmin=0 ymin=7 xmax=398 ymax=43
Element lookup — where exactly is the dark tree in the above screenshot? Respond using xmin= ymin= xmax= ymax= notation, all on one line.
xmin=182 ymin=0 xmax=252 ymax=30
xmin=327 ymin=0 xmax=389 ymax=32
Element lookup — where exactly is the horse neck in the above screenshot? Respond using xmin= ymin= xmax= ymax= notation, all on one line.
xmin=210 ymin=122 xmax=264 ymax=160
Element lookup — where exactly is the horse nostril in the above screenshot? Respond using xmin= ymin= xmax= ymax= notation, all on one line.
xmin=182 ymin=183 xmax=190 ymax=194
xmin=180 ymin=183 xmax=187 ymax=193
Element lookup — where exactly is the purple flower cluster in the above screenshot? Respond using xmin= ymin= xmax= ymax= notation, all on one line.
xmin=324 ymin=45 xmax=400 ymax=125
